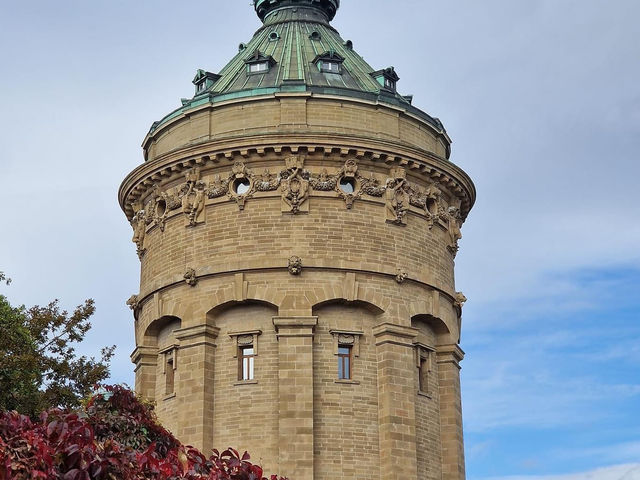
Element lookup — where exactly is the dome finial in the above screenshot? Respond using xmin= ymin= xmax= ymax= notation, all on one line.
xmin=253 ymin=0 xmax=339 ymax=23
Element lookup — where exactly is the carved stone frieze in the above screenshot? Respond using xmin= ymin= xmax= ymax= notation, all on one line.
xmin=184 ymin=267 xmax=198 ymax=287
xmin=180 ymin=168 xmax=206 ymax=227
xmin=121 ymin=145 xmax=475 ymax=224
xmin=281 ymin=156 xmax=310 ymax=214
xmin=288 ymin=256 xmax=303 ymax=275
xmin=385 ymin=167 xmax=411 ymax=225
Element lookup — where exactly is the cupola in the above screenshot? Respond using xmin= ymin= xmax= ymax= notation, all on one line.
xmin=254 ymin=0 xmax=340 ymax=22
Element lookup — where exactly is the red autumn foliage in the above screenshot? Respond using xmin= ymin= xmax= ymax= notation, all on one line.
xmin=0 ymin=385 xmax=286 ymax=480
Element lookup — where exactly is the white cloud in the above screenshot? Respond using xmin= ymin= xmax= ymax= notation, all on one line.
xmin=478 ymin=463 xmax=640 ymax=480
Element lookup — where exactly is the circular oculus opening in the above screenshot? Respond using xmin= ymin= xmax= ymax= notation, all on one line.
xmin=426 ymin=198 xmax=438 ymax=215
xmin=233 ymin=178 xmax=251 ymax=195
xmin=155 ymin=199 xmax=167 ymax=217
xmin=339 ymin=178 xmax=356 ymax=194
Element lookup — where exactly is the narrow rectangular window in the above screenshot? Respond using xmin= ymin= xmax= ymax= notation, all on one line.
xmin=338 ymin=345 xmax=351 ymax=379
xmin=239 ymin=346 xmax=255 ymax=381
xmin=418 ymin=357 xmax=428 ymax=393
xmin=165 ymin=355 xmax=175 ymax=395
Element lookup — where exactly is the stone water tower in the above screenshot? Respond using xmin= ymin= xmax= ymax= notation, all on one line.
xmin=119 ymin=1 xmax=475 ymax=479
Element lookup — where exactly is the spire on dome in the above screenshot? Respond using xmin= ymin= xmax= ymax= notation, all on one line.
xmin=253 ymin=0 xmax=339 ymax=23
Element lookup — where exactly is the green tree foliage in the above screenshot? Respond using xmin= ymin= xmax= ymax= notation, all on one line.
xmin=0 ymin=277 xmax=114 ymax=417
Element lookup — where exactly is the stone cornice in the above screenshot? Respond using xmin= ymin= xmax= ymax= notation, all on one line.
xmin=435 ymin=344 xmax=465 ymax=366
xmin=119 ymin=140 xmax=475 ymax=220
xmin=133 ymin=265 xmax=459 ymax=312
xmin=273 ymin=316 xmax=318 ymax=338
xmin=372 ymin=323 xmax=419 ymax=347
xmin=130 ymin=345 xmax=158 ymax=365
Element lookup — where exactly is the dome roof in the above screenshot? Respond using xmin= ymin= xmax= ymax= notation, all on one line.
xmin=149 ymin=2 xmax=447 ymax=142
xmin=209 ymin=7 xmax=385 ymax=98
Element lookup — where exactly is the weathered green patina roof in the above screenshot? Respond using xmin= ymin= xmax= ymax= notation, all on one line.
xmin=149 ymin=0 xmax=447 ymax=138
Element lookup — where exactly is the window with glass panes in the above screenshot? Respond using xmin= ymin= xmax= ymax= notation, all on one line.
xmin=337 ymin=345 xmax=352 ymax=379
xmin=239 ymin=345 xmax=255 ymax=380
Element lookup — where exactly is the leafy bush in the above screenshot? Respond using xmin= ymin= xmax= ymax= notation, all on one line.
xmin=0 ymin=385 xmax=286 ymax=480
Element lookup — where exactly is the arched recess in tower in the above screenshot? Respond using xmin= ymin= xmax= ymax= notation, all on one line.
xmin=121 ymin=1 xmax=475 ymax=479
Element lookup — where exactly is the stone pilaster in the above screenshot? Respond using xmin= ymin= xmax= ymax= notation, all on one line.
xmin=173 ymin=324 xmax=220 ymax=451
xmin=131 ymin=345 xmax=158 ymax=401
xmin=436 ymin=344 xmax=465 ymax=480
xmin=273 ymin=316 xmax=318 ymax=480
xmin=372 ymin=323 xmax=419 ymax=480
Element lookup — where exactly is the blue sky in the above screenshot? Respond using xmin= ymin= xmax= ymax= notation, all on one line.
xmin=0 ymin=1 xmax=638 ymax=479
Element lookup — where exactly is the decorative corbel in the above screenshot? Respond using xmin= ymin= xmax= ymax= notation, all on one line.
xmin=288 ymin=256 xmax=302 ymax=275
xmin=184 ymin=267 xmax=198 ymax=287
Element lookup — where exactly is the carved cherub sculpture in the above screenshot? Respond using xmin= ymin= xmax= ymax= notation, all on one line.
xmin=130 ymin=201 xmax=147 ymax=258
xmin=181 ymin=168 xmax=206 ymax=226
xmin=385 ymin=167 xmax=410 ymax=225
xmin=446 ymin=206 xmax=463 ymax=255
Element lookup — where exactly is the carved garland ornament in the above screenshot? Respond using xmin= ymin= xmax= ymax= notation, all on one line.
xmin=309 ymin=168 xmax=337 ymax=191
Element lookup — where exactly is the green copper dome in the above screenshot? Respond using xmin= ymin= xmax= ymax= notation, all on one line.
xmin=149 ymin=1 xmax=447 ymax=144
xmin=254 ymin=0 xmax=339 ymax=22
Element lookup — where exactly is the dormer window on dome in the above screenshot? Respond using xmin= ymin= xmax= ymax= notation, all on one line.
xmin=245 ymin=50 xmax=276 ymax=75
xmin=192 ymin=69 xmax=221 ymax=95
xmin=371 ymin=67 xmax=400 ymax=92
xmin=313 ymin=51 xmax=344 ymax=74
